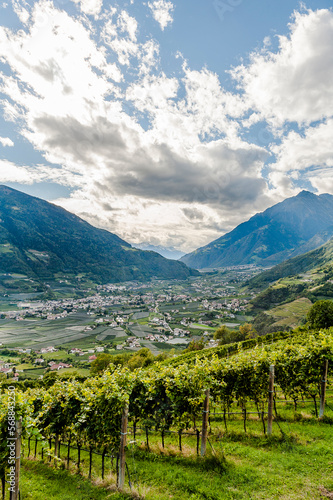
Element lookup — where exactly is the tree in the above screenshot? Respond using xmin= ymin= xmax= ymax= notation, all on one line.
xmin=214 ymin=325 xmax=230 ymax=341
xmin=90 ymin=353 xmax=113 ymax=375
xmin=214 ymin=325 xmax=243 ymax=345
xmin=307 ymin=300 xmax=333 ymax=329
xmin=239 ymin=323 xmax=257 ymax=339
xmin=128 ymin=348 xmax=154 ymax=370
xmin=42 ymin=371 xmax=59 ymax=387
xmin=184 ymin=339 xmax=205 ymax=352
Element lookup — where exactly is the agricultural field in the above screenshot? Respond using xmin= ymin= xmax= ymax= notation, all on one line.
xmin=263 ymin=298 xmax=313 ymax=330
xmin=0 ymin=266 xmax=317 ymax=380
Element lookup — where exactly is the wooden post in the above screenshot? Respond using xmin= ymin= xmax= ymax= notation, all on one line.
xmin=54 ymin=435 xmax=59 ymax=466
xmin=118 ymin=405 xmax=128 ymax=490
xmin=223 ymin=407 xmax=228 ymax=433
xmin=319 ymin=360 xmax=329 ymax=418
xmin=243 ymin=408 xmax=247 ymax=433
xmin=201 ymin=389 xmax=210 ymax=457
xmin=102 ymin=447 xmax=106 ymax=480
xmin=54 ymin=435 xmax=59 ymax=458
xmin=67 ymin=435 xmax=71 ymax=470
xmin=77 ymin=443 xmax=81 ymax=472
xmin=11 ymin=417 xmax=22 ymax=500
xmin=267 ymin=365 xmax=274 ymax=436
xmin=88 ymin=447 xmax=92 ymax=479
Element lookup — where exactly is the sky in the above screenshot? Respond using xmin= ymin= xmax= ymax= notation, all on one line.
xmin=0 ymin=0 xmax=333 ymax=253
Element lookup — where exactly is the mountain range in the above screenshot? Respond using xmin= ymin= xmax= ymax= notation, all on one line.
xmin=180 ymin=191 xmax=333 ymax=269
xmin=0 ymin=185 xmax=198 ymax=283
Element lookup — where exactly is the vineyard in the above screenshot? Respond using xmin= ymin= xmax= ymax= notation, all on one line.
xmin=0 ymin=329 xmax=332 ymax=499
xmin=162 ymin=329 xmax=296 ymax=367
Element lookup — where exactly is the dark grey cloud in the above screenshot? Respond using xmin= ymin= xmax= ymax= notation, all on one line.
xmin=30 ymin=112 xmax=269 ymax=210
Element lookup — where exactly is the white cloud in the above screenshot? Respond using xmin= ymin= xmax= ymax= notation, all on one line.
xmin=139 ymin=39 xmax=160 ymax=75
xmin=117 ymin=10 xmax=138 ymax=41
xmin=148 ymin=0 xmax=174 ymax=30
xmin=101 ymin=10 xmax=140 ymax=66
xmin=0 ymin=159 xmax=81 ymax=185
xmin=12 ymin=0 xmax=30 ymax=24
xmin=0 ymin=136 xmax=14 ymax=147
xmin=308 ymin=168 xmax=333 ymax=195
xmin=272 ymin=120 xmax=333 ymax=173
xmin=71 ymin=0 xmax=103 ymax=17
xmin=232 ymin=8 xmax=333 ymax=127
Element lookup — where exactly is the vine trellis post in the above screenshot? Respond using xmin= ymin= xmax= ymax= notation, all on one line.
xmin=319 ymin=360 xmax=329 ymax=418
xmin=267 ymin=365 xmax=275 ymax=436
xmin=201 ymin=389 xmax=210 ymax=457
xmin=118 ymin=404 xmax=128 ymax=490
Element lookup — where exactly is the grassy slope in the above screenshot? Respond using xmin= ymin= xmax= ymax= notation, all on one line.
xmin=20 ymin=460 xmax=129 ymax=500
xmin=248 ymin=238 xmax=333 ymax=291
xmin=19 ymin=399 xmax=333 ymax=500
xmin=256 ymin=297 xmax=312 ymax=331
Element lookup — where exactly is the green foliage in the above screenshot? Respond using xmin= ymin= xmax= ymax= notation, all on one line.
xmin=42 ymin=372 xmax=59 ymax=388
xmin=239 ymin=322 xmax=257 ymax=339
xmin=127 ymin=348 xmax=155 ymax=370
xmin=90 ymin=349 xmax=168 ymax=375
xmin=248 ymin=238 xmax=333 ymax=291
xmin=252 ymin=311 xmax=276 ymax=334
xmin=1 ymin=329 xmax=333 ymax=490
xmin=251 ymin=283 xmax=307 ymax=310
xmin=307 ymin=300 xmax=333 ymax=329
xmin=214 ymin=325 xmax=244 ymax=344
xmin=183 ymin=339 xmax=205 ymax=352
xmin=90 ymin=353 xmax=113 ymax=375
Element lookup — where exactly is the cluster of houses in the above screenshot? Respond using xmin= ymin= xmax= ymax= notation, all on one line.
xmin=49 ymin=361 xmax=72 ymax=371
xmin=0 ymin=344 xmax=109 ymax=379
xmin=0 ymin=360 xmax=16 ymax=376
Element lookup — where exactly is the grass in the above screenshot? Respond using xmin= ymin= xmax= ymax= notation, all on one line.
xmin=21 ymin=367 xmax=45 ymax=379
xmin=18 ymin=396 xmax=333 ymax=499
xmin=20 ymin=460 xmax=131 ymax=500
xmin=58 ymin=367 xmax=91 ymax=377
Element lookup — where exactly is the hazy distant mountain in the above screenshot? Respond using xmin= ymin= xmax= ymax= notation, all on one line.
xmin=180 ymin=191 xmax=333 ymax=269
xmin=132 ymin=243 xmax=185 ymax=260
xmin=0 ymin=185 xmax=198 ymax=283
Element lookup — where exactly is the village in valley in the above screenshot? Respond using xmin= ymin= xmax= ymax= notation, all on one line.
xmin=0 ymin=266 xmax=260 ymax=380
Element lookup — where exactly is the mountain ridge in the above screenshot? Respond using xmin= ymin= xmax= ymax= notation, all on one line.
xmin=180 ymin=191 xmax=333 ymax=269
xmin=0 ymin=185 xmax=198 ymax=283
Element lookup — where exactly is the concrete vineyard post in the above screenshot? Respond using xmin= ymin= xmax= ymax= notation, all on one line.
xmin=267 ymin=365 xmax=274 ymax=436
xmin=201 ymin=389 xmax=210 ymax=457
xmin=319 ymin=360 xmax=329 ymax=418
xmin=118 ymin=405 xmax=128 ymax=490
